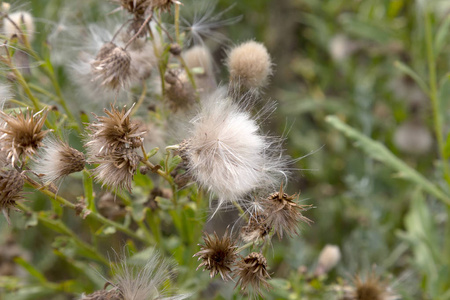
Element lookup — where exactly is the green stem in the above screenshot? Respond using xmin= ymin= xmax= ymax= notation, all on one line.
xmin=16 ymin=202 xmax=109 ymax=266
xmin=131 ymin=81 xmax=147 ymax=117
xmin=24 ymin=177 xmax=148 ymax=244
xmin=425 ymin=11 xmax=450 ymax=185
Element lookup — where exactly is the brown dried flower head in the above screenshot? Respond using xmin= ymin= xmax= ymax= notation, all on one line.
xmin=32 ymin=136 xmax=85 ymax=184
xmin=350 ymin=272 xmax=392 ymax=300
xmin=0 ymin=108 xmax=50 ymax=165
xmin=240 ymin=213 xmax=271 ymax=243
xmin=93 ymin=148 xmax=141 ymax=192
xmin=86 ymin=104 xmax=145 ymax=155
xmin=194 ymin=230 xmax=238 ymax=281
xmin=235 ymin=252 xmax=271 ymax=296
xmin=116 ymin=0 xmax=180 ymax=16
xmin=165 ymin=69 xmax=196 ymax=111
xmin=86 ymin=105 xmax=145 ymax=192
xmin=263 ymin=185 xmax=312 ymax=238
xmin=0 ymin=165 xmax=24 ymax=224
xmin=91 ymin=43 xmax=131 ymax=90
xmin=98 ymin=193 xmax=127 ymax=220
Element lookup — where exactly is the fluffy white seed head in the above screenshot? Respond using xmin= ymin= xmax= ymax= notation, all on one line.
xmin=3 ymin=11 xmax=35 ymax=41
xmin=227 ymin=41 xmax=272 ymax=90
xmin=0 ymin=83 xmax=12 ymax=107
xmin=315 ymin=244 xmax=341 ymax=276
xmin=182 ymin=89 xmax=289 ymax=210
xmin=394 ymin=120 xmax=432 ymax=155
xmin=112 ymin=251 xmax=189 ymax=300
xmin=32 ymin=136 xmax=85 ymax=185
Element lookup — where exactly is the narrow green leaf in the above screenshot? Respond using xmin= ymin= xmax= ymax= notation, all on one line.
xmin=394 ymin=61 xmax=429 ymax=95
xmin=13 ymin=257 xmax=47 ymax=284
xmin=435 ymin=15 xmax=450 ymax=56
xmin=326 ymin=115 xmax=450 ymax=205
xmin=83 ymin=169 xmax=96 ymax=212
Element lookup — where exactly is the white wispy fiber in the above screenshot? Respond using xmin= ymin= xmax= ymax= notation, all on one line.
xmin=0 ymin=83 xmax=12 ymax=107
xmin=182 ymin=89 xmax=290 ymax=210
xmin=32 ymin=135 xmax=85 ymax=185
xmin=112 ymin=251 xmax=189 ymax=300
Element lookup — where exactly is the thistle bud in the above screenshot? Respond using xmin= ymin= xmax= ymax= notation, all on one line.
xmin=314 ymin=244 xmax=341 ymax=276
xmin=227 ymin=41 xmax=272 ymax=91
xmin=91 ymin=43 xmax=131 ymax=90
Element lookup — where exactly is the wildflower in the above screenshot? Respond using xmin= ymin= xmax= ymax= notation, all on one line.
xmin=86 ymin=104 xmax=145 ymax=191
xmin=91 ymin=43 xmax=131 ymax=90
xmin=0 ymin=108 xmax=50 ymax=165
xmin=3 ymin=11 xmax=35 ymax=41
xmin=32 ymin=136 xmax=85 ymax=185
xmin=179 ymin=89 xmax=288 ymax=209
xmin=82 ymin=250 xmax=188 ymax=300
xmin=314 ymin=244 xmax=341 ymax=276
xmin=263 ymin=185 xmax=312 ymax=238
xmin=0 ymin=164 xmax=24 ymax=224
xmin=194 ymin=230 xmax=238 ymax=281
xmin=240 ymin=213 xmax=271 ymax=243
xmin=227 ymin=41 xmax=272 ymax=91
xmin=235 ymin=252 xmax=271 ymax=296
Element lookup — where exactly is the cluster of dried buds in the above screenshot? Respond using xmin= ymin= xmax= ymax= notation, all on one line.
xmin=193 ymin=188 xmax=311 ymax=297
xmin=0 ymin=108 xmax=86 ymax=222
xmin=85 ymin=104 xmax=146 ymax=192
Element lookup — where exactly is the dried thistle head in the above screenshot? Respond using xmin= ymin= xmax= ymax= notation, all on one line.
xmin=92 ymin=148 xmax=141 ymax=192
xmin=165 ymin=69 xmax=196 ymax=111
xmin=91 ymin=43 xmax=131 ymax=90
xmin=116 ymin=0 xmax=153 ymax=16
xmin=0 ymin=165 xmax=25 ymax=224
xmin=86 ymin=104 xmax=145 ymax=156
xmin=227 ymin=41 xmax=272 ymax=91
xmin=32 ymin=136 xmax=85 ymax=185
xmin=0 ymin=108 xmax=50 ymax=165
xmin=263 ymin=185 xmax=312 ymax=238
xmin=240 ymin=213 xmax=271 ymax=243
xmin=151 ymin=0 xmax=181 ymax=13
xmin=235 ymin=252 xmax=271 ymax=297
xmin=345 ymin=272 xmax=394 ymax=300
xmin=194 ymin=230 xmax=238 ymax=281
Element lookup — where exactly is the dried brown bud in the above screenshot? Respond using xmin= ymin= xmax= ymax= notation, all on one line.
xmin=98 ymin=193 xmax=127 ymax=220
xmin=0 ymin=108 xmax=50 ymax=165
xmin=235 ymin=252 xmax=271 ymax=296
xmin=240 ymin=213 xmax=271 ymax=243
xmin=263 ymin=185 xmax=312 ymax=238
xmin=0 ymin=166 xmax=24 ymax=224
xmin=164 ymin=69 xmax=196 ymax=111
xmin=194 ymin=230 xmax=238 ymax=281
xmin=91 ymin=44 xmax=131 ymax=90
xmin=169 ymin=43 xmax=182 ymax=56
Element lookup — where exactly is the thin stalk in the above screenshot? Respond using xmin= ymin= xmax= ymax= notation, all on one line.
xmin=425 ymin=11 xmax=450 ymax=185
xmin=124 ymin=11 xmax=153 ymax=50
xmin=24 ymin=177 xmax=148 ymax=244
xmin=131 ymin=81 xmax=147 ymax=117
xmin=175 ymin=3 xmax=181 ymax=44
xmin=16 ymin=202 xmax=110 ymax=266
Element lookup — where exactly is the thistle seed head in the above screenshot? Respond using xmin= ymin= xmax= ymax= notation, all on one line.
xmin=263 ymin=185 xmax=312 ymax=239
xmin=0 ymin=108 xmax=50 ymax=166
xmin=165 ymin=69 xmax=196 ymax=111
xmin=0 ymin=165 xmax=24 ymax=224
xmin=227 ymin=41 xmax=272 ymax=90
xmin=235 ymin=252 xmax=271 ymax=297
xmin=86 ymin=104 xmax=145 ymax=156
xmin=347 ymin=272 xmax=394 ymax=300
xmin=315 ymin=244 xmax=341 ymax=276
xmin=91 ymin=147 xmax=141 ymax=192
xmin=91 ymin=44 xmax=131 ymax=90
xmin=32 ymin=136 xmax=85 ymax=185
xmin=194 ymin=230 xmax=238 ymax=281
xmin=240 ymin=213 xmax=271 ymax=243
